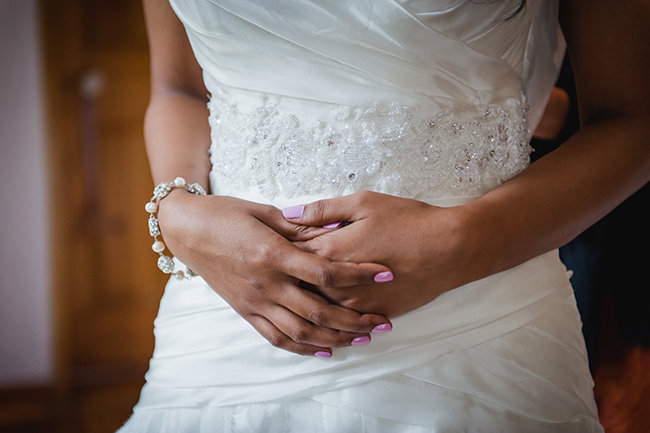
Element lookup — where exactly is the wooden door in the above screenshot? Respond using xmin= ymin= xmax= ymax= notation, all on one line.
xmin=40 ymin=0 xmax=166 ymax=431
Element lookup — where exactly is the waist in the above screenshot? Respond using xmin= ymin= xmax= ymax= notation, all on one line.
xmin=207 ymin=91 xmax=532 ymax=204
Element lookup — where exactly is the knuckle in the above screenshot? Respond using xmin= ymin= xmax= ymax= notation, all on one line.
xmin=253 ymin=242 xmax=277 ymax=266
xmin=356 ymin=270 xmax=372 ymax=285
xmin=246 ymin=279 xmax=266 ymax=296
xmin=307 ymin=308 xmax=329 ymax=326
xmin=255 ymin=203 xmax=273 ymax=216
xmin=295 ymin=346 xmax=316 ymax=356
xmin=289 ymin=327 xmax=309 ymax=344
xmin=312 ymin=241 xmax=334 ymax=259
xmin=263 ymin=205 xmax=281 ymax=222
xmin=313 ymin=263 xmax=334 ymax=287
xmin=334 ymin=333 xmax=356 ymax=347
xmin=263 ymin=204 xmax=278 ymax=215
xmin=352 ymin=191 xmax=368 ymax=206
xmin=358 ymin=190 xmax=372 ymax=199
xmin=356 ymin=190 xmax=377 ymax=206
xmin=291 ymin=224 xmax=312 ymax=238
xmin=310 ymin=199 xmax=327 ymax=221
xmin=266 ymin=332 xmax=285 ymax=348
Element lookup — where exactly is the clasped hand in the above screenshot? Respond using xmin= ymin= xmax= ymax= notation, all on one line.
xmin=158 ymin=190 xmax=482 ymax=357
xmin=157 ymin=190 xmax=394 ymax=358
xmin=286 ymin=191 xmax=482 ymax=318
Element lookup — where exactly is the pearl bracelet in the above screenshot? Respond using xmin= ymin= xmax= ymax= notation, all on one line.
xmin=145 ymin=177 xmax=207 ymax=279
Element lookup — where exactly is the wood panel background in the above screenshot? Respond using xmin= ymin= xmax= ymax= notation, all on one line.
xmin=13 ymin=1 xmax=167 ymax=431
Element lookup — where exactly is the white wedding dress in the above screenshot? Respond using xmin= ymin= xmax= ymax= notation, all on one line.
xmin=119 ymin=1 xmax=604 ymax=431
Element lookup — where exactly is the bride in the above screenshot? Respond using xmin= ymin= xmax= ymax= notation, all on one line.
xmin=119 ymin=0 xmax=649 ymax=431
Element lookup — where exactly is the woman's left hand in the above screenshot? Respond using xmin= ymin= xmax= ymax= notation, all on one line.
xmin=284 ymin=191 xmax=493 ymax=317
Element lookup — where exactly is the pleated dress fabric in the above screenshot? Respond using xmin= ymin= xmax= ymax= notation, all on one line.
xmin=118 ymin=1 xmax=604 ymax=431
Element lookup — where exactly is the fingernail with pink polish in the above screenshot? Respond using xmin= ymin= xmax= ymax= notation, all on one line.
xmin=351 ymin=336 xmax=371 ymax=346
xmin=371 ymin=323 xmax=392 ymax=333
xmin=374 ymin=271 xmax=394 ymax=283
xmin=283 ymin=205 xmax=305 ymax=219
xmin=314 ymin=351 xmax=331 ymax=358
xmin=322 ymin=221 xmax=342 ymax=229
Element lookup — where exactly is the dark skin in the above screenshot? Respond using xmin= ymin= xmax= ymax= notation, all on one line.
xmin=143 ymin=0 xmax=650 ymax=355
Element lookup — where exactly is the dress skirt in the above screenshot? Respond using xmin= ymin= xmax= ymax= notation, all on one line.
xmin=118 ymin=244 xmax=603 ymax=432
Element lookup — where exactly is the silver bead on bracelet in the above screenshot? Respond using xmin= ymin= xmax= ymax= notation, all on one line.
xmin=145 ymin=176 xmax=207 ymax=279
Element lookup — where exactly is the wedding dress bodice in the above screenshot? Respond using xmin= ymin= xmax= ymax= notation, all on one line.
xmin=170 ymin=0 xmax=564 ymax=204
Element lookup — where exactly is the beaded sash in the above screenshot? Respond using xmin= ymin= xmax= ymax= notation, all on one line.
xmin=208 ymin=94 xmax=531 ymax=202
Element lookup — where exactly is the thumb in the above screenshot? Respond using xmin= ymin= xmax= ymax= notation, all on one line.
xmin=282 ymin=195 xmax=360 ymax=227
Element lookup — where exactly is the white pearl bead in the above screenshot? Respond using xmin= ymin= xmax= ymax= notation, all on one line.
xmin=173 ymin=177 xmax=186 ymax=187
xmin=152 ymin=240 xmax=165 ymax=253
xmin=145 ymin=202 xmax=157 ymax=213
xmin=157 ymin=255 xmax=174 ymax=274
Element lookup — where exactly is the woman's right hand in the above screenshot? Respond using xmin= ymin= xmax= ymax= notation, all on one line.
xmin=157 ymin=190 xmax=393 ymax=357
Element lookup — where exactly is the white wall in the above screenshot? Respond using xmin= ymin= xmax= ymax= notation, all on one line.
xmin=0 ymin=0 xmax=53 ymax=386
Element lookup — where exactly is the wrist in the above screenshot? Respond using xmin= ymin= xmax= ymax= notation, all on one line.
xmin=146 ymin=177 xmax=207 ymax=277
xmin=156 ymin=177 xmax=207 ymax=225
xmin=157 ymin=188 xmax=201 ymax=244
xmin=446 ymin=200 xmax=508 ymax=279
xmin=158 ymin=187 xmax=194 ymax=217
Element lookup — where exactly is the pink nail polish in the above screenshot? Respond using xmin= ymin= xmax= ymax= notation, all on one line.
xmin=314 ymin=351 xmax=331 ymax=358
xmin=282 ymin=205 xmax=305 ymax=219
xmin=374 ymin=271 xmax=394 ymax=283
xmin=351 ymin=336 xmax=370 ymax=346
xmin=371 ymin=323 xmax=392 ymax=333
xmin=322 ymin=221 xmax=342 ymax=229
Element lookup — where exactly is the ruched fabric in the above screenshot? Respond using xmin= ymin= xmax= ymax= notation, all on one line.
xmin=169 ymin=0 xmax=563 ymax=128
xmin=119 ymin=1 xmax=603 ymax=431
xmin=120 ymin=252 xmax=602 ymax=432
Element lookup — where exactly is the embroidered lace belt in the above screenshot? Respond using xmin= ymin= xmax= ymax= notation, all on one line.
xmin=208 ymin=94 xmax=531 ymax=202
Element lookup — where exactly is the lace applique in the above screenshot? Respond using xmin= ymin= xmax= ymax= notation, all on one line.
xmin=207 ymin=94 xmax=530 ymax=201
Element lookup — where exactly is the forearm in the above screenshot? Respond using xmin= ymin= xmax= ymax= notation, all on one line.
xmin=469 ymin=114 xmax=650 ymax=275
xmin=144 ymin=90 xmax=212 ymax=189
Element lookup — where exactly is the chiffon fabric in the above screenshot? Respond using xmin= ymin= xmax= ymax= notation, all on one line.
xmin=119 ymin=1 xmax=603 ymax=431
